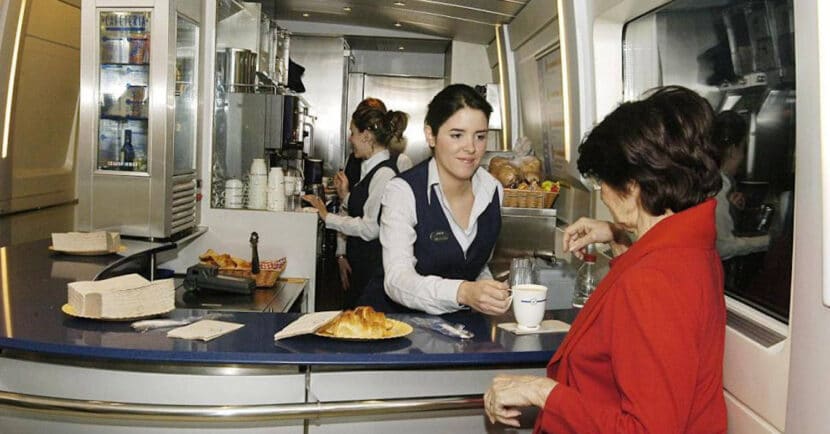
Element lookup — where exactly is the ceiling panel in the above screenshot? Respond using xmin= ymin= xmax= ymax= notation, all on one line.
xmin=255 ymin=0 xmax=529 ymax=44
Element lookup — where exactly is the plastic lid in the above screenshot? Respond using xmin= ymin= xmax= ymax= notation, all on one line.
xmin=582 ymin=253 xmax=597 ymax=263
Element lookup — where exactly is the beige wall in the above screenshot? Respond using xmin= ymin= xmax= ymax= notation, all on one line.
xmin=0 ymin=0 xmax=80 ymax=246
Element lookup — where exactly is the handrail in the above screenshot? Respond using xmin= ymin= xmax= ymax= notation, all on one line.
xmin=0 ymin=390 xmax=483 ymax=422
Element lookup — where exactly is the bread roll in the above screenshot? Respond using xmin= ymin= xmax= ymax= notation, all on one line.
xmin=495 ymin=165 xmax=520 ymax=188
xmin=488 ymin=156 xmax=510 ymax=173
xmin=519 ymin=156 xmax=543 ymax=184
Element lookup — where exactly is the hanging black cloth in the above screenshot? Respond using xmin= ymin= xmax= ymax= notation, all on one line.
xmin=287 ymin=58 xmax=306 ymax=93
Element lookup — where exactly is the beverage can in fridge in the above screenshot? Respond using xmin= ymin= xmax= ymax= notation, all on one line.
xmin=101 ymin=37 xmax=129 ymax=63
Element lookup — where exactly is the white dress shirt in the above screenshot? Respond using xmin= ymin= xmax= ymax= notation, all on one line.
xmin=334 ymin=152 xmax=414 ymax=256
xmin=326 ymin=150 xmax=411 ymax=241
xmin=715 ymin=172 xmax=769 ymax=260
xmin=380 ymin=158 xmax=503 ymax=314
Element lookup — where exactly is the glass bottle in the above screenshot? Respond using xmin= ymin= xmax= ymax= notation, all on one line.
xmin=120 ymin=129 xmax=135 ymax=171
xmin=572 ymin=252 xmax=597 ymax=308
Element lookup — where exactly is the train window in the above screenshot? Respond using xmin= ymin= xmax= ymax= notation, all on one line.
xmin=622 ymin=0 xmax=795 ymax=323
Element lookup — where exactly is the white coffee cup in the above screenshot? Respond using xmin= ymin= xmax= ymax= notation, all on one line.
xmin=512 ymin=284 xmax=548 ymax=331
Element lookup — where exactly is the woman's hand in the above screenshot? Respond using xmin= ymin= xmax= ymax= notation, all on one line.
xmin=563 ymin=217 xmax=630 ymax=259
xmin=457 ymin=280 xmax=511 ymax=315
xmin=302 ymin=195 xmax=328 ymax=220
xmin=337 ymin=256 xmax=352 ymax=291
xmin=728 ymin=191 xmax=746 ymax=209
xmin=484 ymin=375 xmax=557 ymax=427
xmin=334 ymin=171 xmax=350 ymax=200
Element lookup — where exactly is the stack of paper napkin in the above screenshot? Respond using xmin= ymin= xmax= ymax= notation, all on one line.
xmin=52 ymin=231 xmax=121 ymax=253
xmin=67 ymin=274 xmax=174 ymax=318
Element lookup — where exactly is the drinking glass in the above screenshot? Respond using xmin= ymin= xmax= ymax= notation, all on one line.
xmin=509 ymin=257 xmax=534 ymax=288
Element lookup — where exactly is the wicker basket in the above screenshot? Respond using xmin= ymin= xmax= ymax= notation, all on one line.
xmin=212 ymin=258 xmax=287 ymax=288
xmin=503 ymin=189 xmax=558 ymax=209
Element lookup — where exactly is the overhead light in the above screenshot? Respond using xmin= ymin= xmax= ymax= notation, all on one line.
xmin=394 ymin=22 xmax=402 ymax=27
xmin=393 ymin=2 xmax=406 ymax=6
xmin=302 ymin=13 xmax=309 ymax=17
xmin=343 ymin=7 xmax=352 ymax=12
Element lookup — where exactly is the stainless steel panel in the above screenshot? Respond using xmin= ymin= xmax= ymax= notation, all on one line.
xmin=508 ymin=0 xmax=556 ymax=50
xmin=350 ymin=50 xmax=445 ymax=78
xmin=288 ymin=36 xmax=346 ymax=173
xmin=491 ymin=207 xmax=559 ymax=277
xmin=224 ymin=93 xmax=277 ymax=179
xmin=362 ymin=75 xmax=446 ymax=166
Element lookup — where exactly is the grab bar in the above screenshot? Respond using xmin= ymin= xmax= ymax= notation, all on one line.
xmin=0 ymin=391 xmax=483 ymax=422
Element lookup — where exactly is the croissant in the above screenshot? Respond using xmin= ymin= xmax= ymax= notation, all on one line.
xmin=318 ymin=306 xmax=394 ymax=339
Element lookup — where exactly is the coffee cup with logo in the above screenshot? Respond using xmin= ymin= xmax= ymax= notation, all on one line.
xmin=511 ymin=284 xmax=548 ymax=331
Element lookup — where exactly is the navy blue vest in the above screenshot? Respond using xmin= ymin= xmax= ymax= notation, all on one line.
xmin=360 ymin=159 xmax=501 ymax=312
xmin=343 ymin=154 xmax=399 ymax=308
xmin=405 ymin=160 xmax=501 ymax=282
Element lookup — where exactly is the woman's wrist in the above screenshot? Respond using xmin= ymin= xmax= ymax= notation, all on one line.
xmin=531 ymin=377 xmax=558 ymax=408
xmin=456 ymin=281 xmax=470 ymax=306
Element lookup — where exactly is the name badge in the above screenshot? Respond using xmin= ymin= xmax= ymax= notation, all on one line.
xmin=429 ymin=230 xmax=450 ymax=243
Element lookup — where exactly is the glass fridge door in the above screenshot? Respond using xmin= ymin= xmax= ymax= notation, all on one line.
xmin=97 ymin=11 xmax=151 ymax=173
xmin=174 ymin=15 xmax=199 ymax=175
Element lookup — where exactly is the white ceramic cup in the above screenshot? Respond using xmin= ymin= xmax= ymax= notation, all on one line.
xmin=512 ymin=284 xmax=548 ymax=331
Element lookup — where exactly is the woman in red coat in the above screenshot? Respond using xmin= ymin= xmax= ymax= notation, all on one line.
xmin=485 ymin=86 xmax=728 ymax=433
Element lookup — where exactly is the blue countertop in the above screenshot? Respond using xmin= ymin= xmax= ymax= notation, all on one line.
xmin=0 ymin=239 xmax=574 ymax=367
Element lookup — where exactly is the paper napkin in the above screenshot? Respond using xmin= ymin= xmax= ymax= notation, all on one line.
xmin=167 ymin=319 xmax=244 ymax=341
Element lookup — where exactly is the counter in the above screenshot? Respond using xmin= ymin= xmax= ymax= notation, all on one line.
xmin=0 ymin=238 xmax=575 ymax=433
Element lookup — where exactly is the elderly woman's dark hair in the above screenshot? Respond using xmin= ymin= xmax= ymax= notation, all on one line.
xmin=425 ymin=84 xmax=492 ymax=133
xmin=577 ymin=86 xmax=722 ymax=215
xmin=712 ymin=110 xmax=748 ymax=161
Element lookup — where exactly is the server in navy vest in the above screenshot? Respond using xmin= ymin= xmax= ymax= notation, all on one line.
xmin=374 ymin=84 xmax=511 ymax=315
xmin=304 ymin=104 xmax=410 ymax=308
xmin=338 ymin=98 xmax=414 ymax=294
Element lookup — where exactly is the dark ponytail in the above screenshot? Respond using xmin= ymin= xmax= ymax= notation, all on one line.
xmin=352 ymin=107 xmax=409 ymax=148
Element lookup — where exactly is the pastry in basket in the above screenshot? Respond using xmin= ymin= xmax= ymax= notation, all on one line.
xmin=198 ymin=250 xmax=286 ymax=288
xmin=317 ymin=306 xmax=395 ymax=339
xmin=199 ymin=249 xmax=249 ymax=269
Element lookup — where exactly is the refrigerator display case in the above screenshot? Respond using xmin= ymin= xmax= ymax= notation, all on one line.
xmin=78 ymin=0 xmax=202 ymax=240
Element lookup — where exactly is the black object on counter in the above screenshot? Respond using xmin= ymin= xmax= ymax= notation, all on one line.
xmin=250 ymin=232 xmax=260 ymax=274
xmin=183 ymin=264 xmax=254 ymax=295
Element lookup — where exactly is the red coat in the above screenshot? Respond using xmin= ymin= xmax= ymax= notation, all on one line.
xmin=535 ymin=199 xmax=727 ymax=433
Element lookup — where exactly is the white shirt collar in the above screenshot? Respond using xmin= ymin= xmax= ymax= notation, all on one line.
xmin=361 ymin=149 xmax=391 ymax=180
xmin=426 ymin=158 xmax=495 ymax=205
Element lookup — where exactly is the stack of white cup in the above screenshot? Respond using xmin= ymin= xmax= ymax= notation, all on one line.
xmin=267 ymin=167 xmax=285 ymax=211
xmin=224 ymin=179 xmax=243 ymax=209
xmin=247 ymin=158 xmax=267 ymax=210
xmin=284 ymin=174 xmax=298 ymax=211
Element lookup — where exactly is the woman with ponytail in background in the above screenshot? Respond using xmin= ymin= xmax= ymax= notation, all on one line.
xmin=304 ymin=105 xmax=410 ymax=307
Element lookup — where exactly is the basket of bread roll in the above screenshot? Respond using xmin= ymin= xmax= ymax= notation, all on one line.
xmin=489 ymin=155 xmax=560 ymax=208
xmin=199 ymin=249 xmax=286 ymax=288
